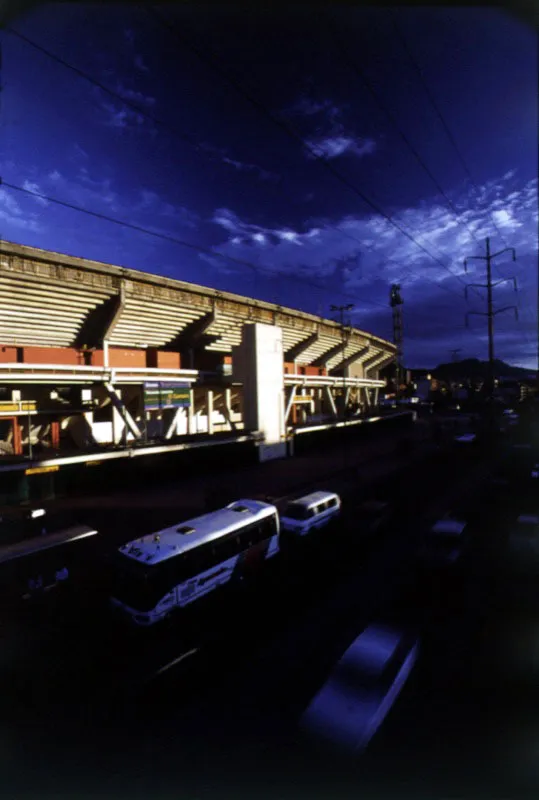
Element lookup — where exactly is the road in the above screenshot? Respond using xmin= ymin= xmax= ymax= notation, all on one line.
xmin=0 ymin=434 xmax=519 ymax=799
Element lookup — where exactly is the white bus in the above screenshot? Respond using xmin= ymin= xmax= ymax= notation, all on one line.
xmin=0 ymin=521 xmax=99 ymax=606
xmin=109 ymin=499 xmax=280 ymax=626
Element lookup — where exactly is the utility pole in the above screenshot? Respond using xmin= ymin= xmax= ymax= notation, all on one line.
xmin=330 ymin=303 xmax=354 ymax=417
xmin=464 ymin=237 xmax=518 ymax=399
xmin=390 ymin=284 xmax=404 ymax=398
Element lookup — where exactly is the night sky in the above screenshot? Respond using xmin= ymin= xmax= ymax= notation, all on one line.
xmin=2 ymin=4 xmax=537 ymax=368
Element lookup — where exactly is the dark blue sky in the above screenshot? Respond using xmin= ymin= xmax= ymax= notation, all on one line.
xmin=2 ymin=4 xmax=537 ymax=368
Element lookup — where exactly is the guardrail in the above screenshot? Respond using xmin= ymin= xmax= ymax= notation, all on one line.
xmin=0 ymin=363 xmax=200 ymax=384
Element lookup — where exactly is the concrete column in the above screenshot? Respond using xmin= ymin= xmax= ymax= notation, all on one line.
xmin=364 ymin=387 xmax=371 ymax=408
xmin=187 ymin=390 xmax=195 ymax=434
xmin=165 ymin=407 xmax=183 ymax=440
xmin=325 ymin=385 xmax=338 ymax=417
xmin=105 ymin=383 xmax=142 ymax=440
xmin=207 ymin=389 xmax=214 ymax=435
xmin=374 ymin=387 xmax=380 ymax=406
xmin=284 ymin=385 xmax=297 ymax=424
xmin=112 ymin=405 xmax=124 ymax=445
xmin=223 ymin=388 xmax=237 ymax=432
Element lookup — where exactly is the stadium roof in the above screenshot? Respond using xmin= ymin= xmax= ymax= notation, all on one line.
xmin=0 ymin=240 xmax=395 ymax=373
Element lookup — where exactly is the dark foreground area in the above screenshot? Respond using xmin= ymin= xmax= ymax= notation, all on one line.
xmin=0 ymin=428 xmax=538 ymax=799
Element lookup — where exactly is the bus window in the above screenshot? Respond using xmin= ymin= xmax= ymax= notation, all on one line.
xmin=214 ymin=535 xmax=240 ymax=562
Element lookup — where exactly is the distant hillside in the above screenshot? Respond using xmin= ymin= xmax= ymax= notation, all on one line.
xmin=432 ymin=358 xmax=534 ymax=381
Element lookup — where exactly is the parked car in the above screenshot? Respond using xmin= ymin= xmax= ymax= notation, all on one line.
xmin=508 ymin=514 xmax=539 ymax=570
xmin=299 ymin=624 xmax=419 ymax=754
xmin=417 ymin=517 xmax=467 ymax=569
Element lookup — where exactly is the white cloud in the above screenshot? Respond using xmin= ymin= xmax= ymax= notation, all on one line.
xmin=48 ymin=170 xmax=62 ymax=182
xmin=287 ymin=94 xmax=375 ymax=161
xmin=206 ymin=171 xmax=538 ymax=366
xmin=492 ymin=208 xmax=518 ymax=228
xmin=99 ymin=102 xmax=144 ymax=130
xmin=93 ymin=81 xmax=155 ymax=132
xmin=134 ymin=54 xmax=149 ymax=73
xmin=220 ymin=156 xmax=278 ymax=182
xmin=135 ymin=189 xmax=199 ymax=229
xmin=305 ymin=134 xmax=376 ymax=160
xmin=0 ymin=188 xmax=44 ymax=233
xmin=116 ymin=85 xmax=155 ymax=107
xmin=22 ymin=180 xmax=49 ymax=206
xmin=290 ymin=97 xmax=343 ymax=121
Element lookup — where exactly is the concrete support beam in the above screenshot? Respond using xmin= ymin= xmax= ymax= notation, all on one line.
xmin=102 ymin=284 xmax=126 ymax=368
xmin=329 ymin=345 xmax=371 ymax=375
xmin=165 ymin=310 xmax=218 ymax=353
xmin=104 ymin=382 xmax=143 ymax=440
xmin=363 ymin=352 xmax=394 ymax=378
xmin=222 ymin=387 xmax=237 ymax=432
xmin=363 ymin=386 xmax=372 ymax=407
xmin=207 ymin=389 xmax=214 ymax=435
xmin=374 ymin=387 xmax=380 ymax=406
xmin=284 ymin=331 xmax=318 ymax=362
xmin=164 ymin=407 xmax=183 ymax=440
xmin=284 ymin=385 xmax=298 ymax=424
xmin=74 ymin=284 xmax=125 ymax=352
xmin=325 ymin=385 xmax=338 ymax=417
xmin=312 ymin=342 xmax=344 ymax=368
xmin=187 ymin=390 xmax=195 ymax=435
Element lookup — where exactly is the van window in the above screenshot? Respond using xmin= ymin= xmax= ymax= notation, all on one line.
xmin=284 ymin=503 xmax=310 ymax=521
xmin=328 ymin=498 xmax=338 ymax=509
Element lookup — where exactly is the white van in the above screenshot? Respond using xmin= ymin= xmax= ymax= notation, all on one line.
xmin=280 ymin=491 xmax=341 ymax=537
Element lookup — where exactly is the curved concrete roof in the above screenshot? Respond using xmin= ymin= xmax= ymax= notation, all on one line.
xmin=0 ymin=240 xmax=395 ymax=375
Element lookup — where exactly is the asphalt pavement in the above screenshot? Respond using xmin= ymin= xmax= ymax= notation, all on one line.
xmin=0 ymin=433 xmax=534 ymax=799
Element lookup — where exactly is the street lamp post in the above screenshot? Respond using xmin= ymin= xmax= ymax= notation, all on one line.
xmin=330 ymin=303 xmax=354 ymax=419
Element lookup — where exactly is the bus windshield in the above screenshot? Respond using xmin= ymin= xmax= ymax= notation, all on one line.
xmin=110 ymin=555 xmax=164 ymax=611
xmin=110 ymin=553 xmax=183 ymax=612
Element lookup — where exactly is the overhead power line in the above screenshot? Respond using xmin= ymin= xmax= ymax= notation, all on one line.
xmin=146 ymin=7 xmax=477 ymax=290
xmin=326 ymin=13 xmax=489 ymax=286
xmin=389 ymin=10 xmax=535 ymax=351
xmin=389 ymin=11 xmax=511 ymax=253
xmin=2 ymin=179 xmax=391 ymax=312
xmin=6 ymin=26 xmax=216 ymax=161
xmin=7 ymin=24 xmax=463 ymax=303
xmin=2 ymin=180 xmax=492 ymax=351
xmin=10 ymin=21 xmax=495 ymax=311
xmin=6 ymin=22 xmax=503 ymax=354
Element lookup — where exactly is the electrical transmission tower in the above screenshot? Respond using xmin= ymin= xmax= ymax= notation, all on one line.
xmin=390 ymin=284 xmax=404 ymax=397
xmin=449 ymin=349 xmax=462 ymax=363
xmin=463 ymin=237 xmax=518 ymax=397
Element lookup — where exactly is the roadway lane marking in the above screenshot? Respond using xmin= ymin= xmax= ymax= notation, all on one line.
xmin=147 ymin=647 xmax=199 ymax=683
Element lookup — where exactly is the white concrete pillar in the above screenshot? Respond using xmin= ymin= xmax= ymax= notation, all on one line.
xmin=364 ymin=387 xmax=371 ymax=408
xmin=112 ymin=405 xmax=124 ymax=445
xmin=325 ymin=385 xmax=338 ymax=417
xmin=187 ymin=389 xmax=195 ymax=434
xmin=207 ymin=389 xmax=214 ymax=435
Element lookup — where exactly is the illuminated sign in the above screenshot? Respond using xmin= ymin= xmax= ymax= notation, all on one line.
xmin=25 ymin=465 xmax=60 ymax=476
xmin=144 ymin=382 xmax=191 ymax=411
xmin=0 ymin=401 xmax=37 ymax=413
